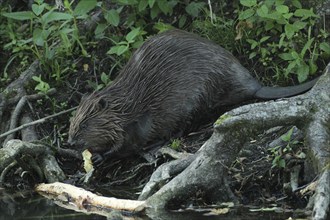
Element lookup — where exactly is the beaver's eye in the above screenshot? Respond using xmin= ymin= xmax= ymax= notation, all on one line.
xmin=80 ymin=124 xmax=87 ymax=129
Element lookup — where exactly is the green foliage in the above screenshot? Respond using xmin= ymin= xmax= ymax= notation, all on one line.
xmin=268 ymin=127 xmax=304 ymax=169
xmin=238 ymin=0 xmax=330 ymax=82
xmin=96 ymin=0 xmax=207 ymax=59
xmin=107 ymin=27 xmax=146 ymax=58
xmin=2 ymin=0 xmax=327 ymax=99
xmin=170 ymin=138 xmax=181 ymax=150
xmin=32 ymin=75 xmax=51 ymax=94
xmin=2 ymin=0 xmax=93 ymax=84
xmin=87 ymin=72 xmax=112 ymax=91
xmin=192 ymin=16 xmax=238 ymax=54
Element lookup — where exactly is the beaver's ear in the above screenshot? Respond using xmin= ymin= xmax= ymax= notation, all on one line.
xmin=98 ymin=98 xmax=108 ymax=109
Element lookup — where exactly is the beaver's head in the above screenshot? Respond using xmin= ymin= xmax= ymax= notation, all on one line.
xmin=68 ymin=93 xmax=124 ymax=153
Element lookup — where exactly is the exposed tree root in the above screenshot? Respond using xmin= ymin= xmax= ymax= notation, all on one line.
xmin=0 ymin=140 xmax=65 ymax=185
xmin=141 ymin=63 xmax=330 ymax=219
xmin=0 ymin=57 xmax=328 ymax=219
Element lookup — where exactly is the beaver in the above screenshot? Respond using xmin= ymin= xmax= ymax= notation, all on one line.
xmin=68 ymin=29 xmax=317 ymax=162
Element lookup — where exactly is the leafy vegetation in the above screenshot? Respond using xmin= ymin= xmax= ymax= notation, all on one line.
xmin=0 ymin=0 xmax=328 ymax=99
xmin=268 ymin=127 xmax=305 ymax=169
xmin=237 ymin=0 xmax=330 ymax=83
xmin=170 ymin=138 xmax=181 ymax=150
xmin=0 ymin=1 xmax=328 ymax=215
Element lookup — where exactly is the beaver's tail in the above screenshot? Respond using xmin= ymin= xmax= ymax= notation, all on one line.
xmin=254 ymin=77 xmax=319 ymax=100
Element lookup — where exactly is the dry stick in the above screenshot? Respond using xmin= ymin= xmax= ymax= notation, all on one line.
xmin=4 ymin=88 xmax=57 ymax=143
xmin=7 ymin=88 xmax=57 ymax=106
xmin=0 ymin=107 xmax=77 ymax=139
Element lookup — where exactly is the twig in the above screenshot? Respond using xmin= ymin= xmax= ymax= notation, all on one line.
xmin=0 ymin=107 xmax=77 ymax=139
xmin=4 ymin=88 xmax=57 ymax=143
xmin=208 ymin=0 xmax=214 ymax=24
xmin=7 ymin=88 xmax=57 ymax=106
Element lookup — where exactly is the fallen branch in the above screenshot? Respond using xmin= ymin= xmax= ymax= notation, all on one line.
xmin=0 ymin=107 xmax=77 ymax=139
xmin=36 ymin=182 xmax=146 ymax=214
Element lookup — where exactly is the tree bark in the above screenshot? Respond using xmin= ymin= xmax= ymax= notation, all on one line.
xmin=141 ymin=63 xmax=330 ymax=219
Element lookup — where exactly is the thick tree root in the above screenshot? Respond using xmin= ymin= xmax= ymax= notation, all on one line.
xmin=0 ymin=140 xmax=65 ymax=185
xmin=142 ymin=63 xmax=330 ymax=219
xmin=139 ymin=153 xmax=197 ymax=200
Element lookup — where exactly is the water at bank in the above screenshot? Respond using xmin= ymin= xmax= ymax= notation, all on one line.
xmin=0 ymin=189 xmax=309 ymax=220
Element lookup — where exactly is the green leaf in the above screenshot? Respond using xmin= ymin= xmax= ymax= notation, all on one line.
xmin=291 ymin=51 xmax=300 ymax=59
xmin=104 ymin=9 xmax=120 ymax=26
xmin=178 ymin=15 xmax=187 ymax=28
xmin=294 ymin=8 xmax=317 ymax=18
xmin=297 ymin=63 xmax=309 ymax=82
xmin=138 ymin=0 xmax=148 ymax=11
xmin=301 ymin=38 xmax=314 ymax=58
xmin=309 ymin=61 xmax=318 ymax=74
xmin=185 ymin=2 xmax=205 ymax=17
xmin=32 ymin=4 xmax=45 ymax=16
xmin=279 ymin=53 xmax=293 ymax=61
xmin=284 ymin=23 xmax=295 ymax=39
xmin=282 ymin=12 xmax=293 ymax=19
xmin=108 ymin=45 xmax=128 ymax=56
xmin=281 ymin=127 xmax=293 ymax=142
xmin=320 ymin=42 xmax=330 ymax=55
xmin=249 ymin=52 xmax=257 ymax=59
xmin=256 ymin=5 xmax=269 ymax=17
xmin=292 ymin=0 xmax=302 ymax=8
xmin=246 ymin=39 xmax=258 ymax=49
xmin=126 ymin=28 xmax=140 ymax=43
xmin=60 ymin=30 xmax=71 ymax=49
xmin=32 ymin=75 xmax=41 ymax=83
xmin=275 ymin=5 xmax=289 ymax=14
xmin=260 ymin=36 xmax=270 ymax=43
xmin=116 ymin=45 xmax=128 ymax=55
xmin=265 ymin=21 xmax=274 ymax=31
xmin=278 ymin=159 xmax=286 ymax=168
xmin=293 ymin=21 xmax=306 ymax=30
xmin=132 ymin=40 xmax=144 ymax=49
xmin=73 ymin=0 xmax=97 ymax=16
xmin=32 ymin=75 xmax=50 ymax=93
xmin=157 ymin=0 xmax=173 ymax=15
xmin=266 ymin=11 xmax=282 ymax=20
xmin=285 ymin=61 xmax=297 ymax=76
xmin=42 ymin=11 xmax=73 ymax=24
xmin=101 ymin=72 xmax=109 ymax=84
xmin=150 ymin=5 xmax=160 ymax=19
xmin=239 ymin=8 xmax=255 ymax=20
xmin=116 ymin=0 xmax=138 ymax=5
xmin=148 ymin=0 xmax=156 ymax=8
xmin=95 ymin=23 xmax=107 ymax=39
xmin=107 ymin=47 xmax=118 ymax=55
xmin=33 ymin=28 xmax=44 ymax=46
xmin=274 ymin=0 xmax=285 ymax=6
xmin=2 ymin=11 xmax=36 ymax=20
xmin=240 ymin=0 xmax=256 ymax=7
xmin=153 ymin=22 xmax=173 ymax=32
xmin=278 ymin=34 xmax=285 ymax=48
